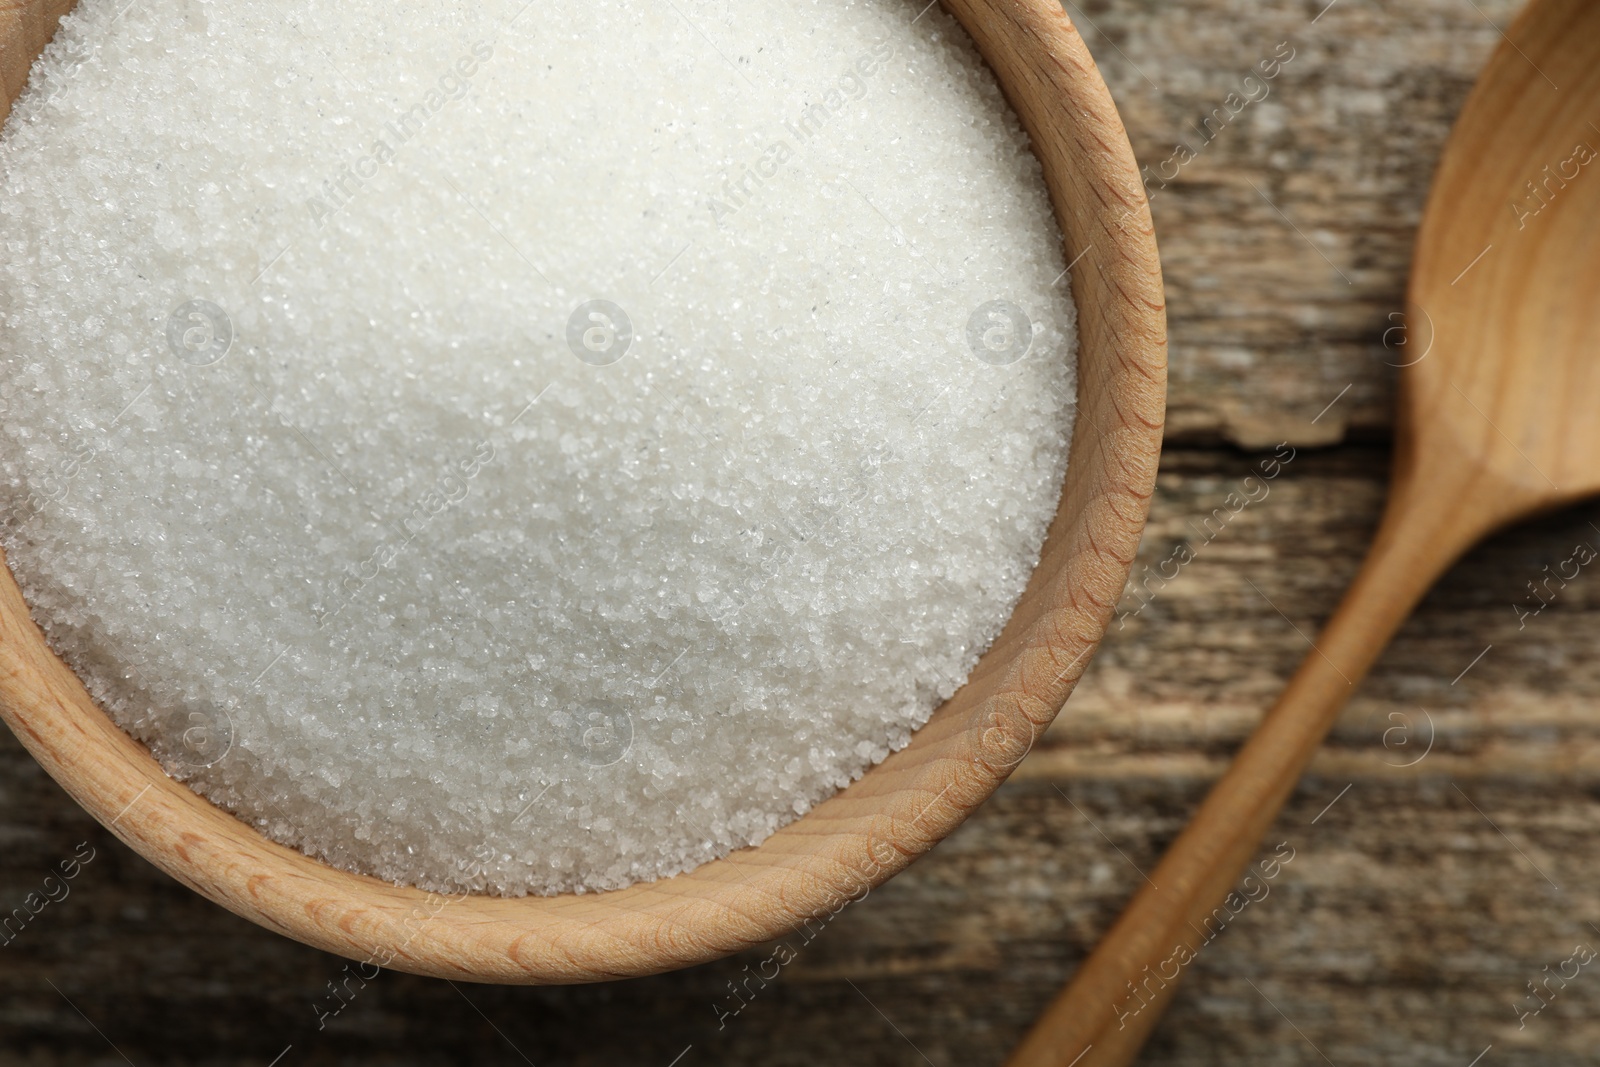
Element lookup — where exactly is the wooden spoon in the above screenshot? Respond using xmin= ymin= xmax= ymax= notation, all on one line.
xmin=1008 ymin=0 xmax=1600 ymax=1061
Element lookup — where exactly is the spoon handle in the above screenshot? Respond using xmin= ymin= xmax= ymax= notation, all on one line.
xmin=1005 ymin=481 xmax=1487 ymax=1067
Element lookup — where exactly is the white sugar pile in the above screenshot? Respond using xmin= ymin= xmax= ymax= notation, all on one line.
xmin=0 ymin=0 xmax=1076 ymax=894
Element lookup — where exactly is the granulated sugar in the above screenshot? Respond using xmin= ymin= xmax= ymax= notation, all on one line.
xmin=0 ymin=0 xmax=1076 ymax=894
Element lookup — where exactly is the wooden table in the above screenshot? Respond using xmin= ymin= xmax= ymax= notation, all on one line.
xmin=5 ymin=1 xmax=1595 ymax=1063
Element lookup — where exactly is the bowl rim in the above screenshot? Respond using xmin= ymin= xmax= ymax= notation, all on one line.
xmin=0 ymin=0 xmax=1165 ymax=983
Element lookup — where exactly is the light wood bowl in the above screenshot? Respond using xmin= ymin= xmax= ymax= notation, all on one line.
xmin=0 ymin=0 xmax=1165 ymax=982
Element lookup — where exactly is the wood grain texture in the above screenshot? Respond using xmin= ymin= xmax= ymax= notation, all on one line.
xmin=7 ymin=1 xmax=1600 ymax=1065
xmin=0 ymin=1 xmax=1165 ymax=985
xmin=1009 ymin=0 xmax=1600 ymax=1060
xmin=0 ymin=0 xmax=71 ymax=129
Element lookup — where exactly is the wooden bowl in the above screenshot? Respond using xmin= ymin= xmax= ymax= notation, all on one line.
xmin=0 ymin=0 xmax=1165 ymax=982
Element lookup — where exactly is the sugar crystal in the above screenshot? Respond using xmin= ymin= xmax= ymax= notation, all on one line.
xmin=0 ymin=0 xmax=1077 ymax=894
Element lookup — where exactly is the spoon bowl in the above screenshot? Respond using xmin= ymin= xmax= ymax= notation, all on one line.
xmin=1406 ymin=2 xmax=1600 ymax=511
xmin=1009 ymin=0 xmax=1600 ymax=1060
xmin=0 ymin=0 xmax=1166 ymax=982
